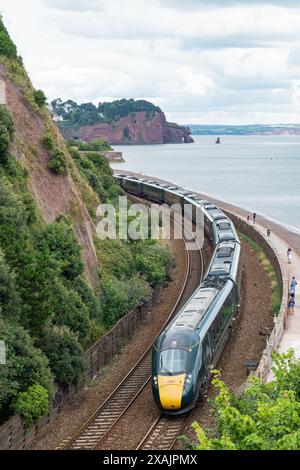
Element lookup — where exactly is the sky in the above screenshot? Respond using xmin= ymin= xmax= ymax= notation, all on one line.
xmin=1 ymin=0 xmax=300 ymax=124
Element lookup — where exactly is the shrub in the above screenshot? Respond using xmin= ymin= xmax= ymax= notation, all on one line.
xmin=36 ymin=218 xmax=84 ymax=280
xmin=134 ymin=242 xmax=173 ymax=286
xmin=0 ymin=318 xmax=53 ymax=410
xmin=48 ymin=149 xmax=68 ymax=175
xmin=33 ymin=90 xmax=47 ymax=108
xmin=13 ymin=384 xmax=49 ymax=427
xmin=0 ymin=18 xmax=17 ymax=58
xmin=0 ymin=105 xmax=14 ymax=138
xmin=189 ymin=351 xmax=300 ymax=450
xmin=101 ymin=274 xmax=149 ymax=328
xmin=41 ymin=327 xmax=85 ymax=386
xmin=0 ymin=250 xmax=21 ymax=321
xmin=42 ymin=133 xmax=54 ymax=151
xmin=51 ymin=282 xmax=91 ymax=342
xmin=0 ymin=124 xmax=10 ymax=163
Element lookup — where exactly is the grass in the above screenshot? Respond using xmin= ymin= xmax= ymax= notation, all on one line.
xmin=239 ymin=232 xmax=282 ymax=316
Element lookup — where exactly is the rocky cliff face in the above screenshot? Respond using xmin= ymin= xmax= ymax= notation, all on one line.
xmin=0 ymin=65 xmax=98 ymax=283
xmin=64 ymin=111 xmax=194 ymax=145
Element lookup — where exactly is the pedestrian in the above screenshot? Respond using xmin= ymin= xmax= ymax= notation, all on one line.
xmin=247 ymin=214 xmax=250 ymax=223
xmin=253 ymin=213 xmax=256 ymax=224
xmin=288 ymin=293 xmax=295 ymax=315
xmin=290 ymin=277 xmax=298 ymax=295
xmin=287 ymin=247 xmax=292 ymax=264
xmin=267 ymin=227 xmax=271 ymax=237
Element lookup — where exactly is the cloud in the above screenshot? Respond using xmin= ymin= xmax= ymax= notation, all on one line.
xmin=0 ymin=0 xmax=299 ymax=124
xmin=44 ymin=0 xmax=105 ymax=11
xmin=160 ymin=0 xmax=300 ymax=9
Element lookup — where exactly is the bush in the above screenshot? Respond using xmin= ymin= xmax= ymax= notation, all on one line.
xmin=13 ymin=384 xmax=49 ymax=427
xmin=0 ymin=18 xmax=17 ymax=58
xmin=190 ymin=350 xmax=300 ymax=450
xmin=42 ymin=133 xmax=54 ymax=151
xmin=0 ymin=250 xmax=21 ymax=321
xmin=134 ymin=242 xmax=173 ymax=286
xmin=41 ymin=327 xmax=85 ymax=386
xmin=0 ymin=124 xmax=10 ymax=163
xmin=0 ymin=318 xmax=53 ymax=410
xmin=101 ymin=274 xmax=149 ymax=328
xmin=51 ymin=282 xmax=91 ymax=342
xmin=36 ymin=217 xmax=84 ymax=280
xmin=48 ymin=149 xmax=68 ymax=175
xmin=0 ymin=106 xmax=14 ymax=138
xmin=33 ymin=90 xmax=46 ymax=108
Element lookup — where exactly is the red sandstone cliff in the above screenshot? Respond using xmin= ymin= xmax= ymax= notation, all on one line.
xmin=64 ymin=111 xmax=194 ymax=145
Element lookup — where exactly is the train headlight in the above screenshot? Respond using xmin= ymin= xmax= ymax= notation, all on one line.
xmin=153 ymin=376 xmax=158 ymax=388
xmin=185 ymin=373 xmax=193 ymax=385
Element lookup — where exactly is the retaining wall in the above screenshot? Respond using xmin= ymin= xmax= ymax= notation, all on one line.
xmin=0 ymin=286 xmax=162 ymax=450
xmin=226 ymin=210 xmax=289 ymax=382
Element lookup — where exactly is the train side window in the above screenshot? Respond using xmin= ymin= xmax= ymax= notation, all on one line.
xmin=202 ymin=335 xmax=213 ymax=367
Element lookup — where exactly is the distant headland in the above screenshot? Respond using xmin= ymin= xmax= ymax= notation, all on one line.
xmin=188 ymin=124 xmax=300 ymax=136
xmin=50 ymin=98 xmax=194 ymax=145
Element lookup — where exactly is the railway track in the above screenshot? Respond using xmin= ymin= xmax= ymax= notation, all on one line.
xmin=61 ymin=198 xmax=203 ymax=451
xmin=136 ymin=414 xmax=190 ymax=450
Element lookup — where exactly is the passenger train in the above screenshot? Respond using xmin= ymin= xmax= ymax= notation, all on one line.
xmin=115 ymin=174 xmax=243 ymax=414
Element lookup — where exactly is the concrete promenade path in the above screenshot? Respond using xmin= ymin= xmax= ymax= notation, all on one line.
xmin=117 ymin=170 xmax=300 ymax=362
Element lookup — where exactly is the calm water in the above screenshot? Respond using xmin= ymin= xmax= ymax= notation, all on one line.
xmin=112 ymin=135 xmax=300 ymax=233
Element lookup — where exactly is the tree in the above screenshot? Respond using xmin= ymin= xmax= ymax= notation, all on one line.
xmin=190 ymin=351 xmax=300 ymax=450
xmin=40 ymin=327 xmax=85 ymax=386
xmin=13 ymin=384 xmax=49 ymax=427
xmin=0 ymin=318 xmax=53 ymax=411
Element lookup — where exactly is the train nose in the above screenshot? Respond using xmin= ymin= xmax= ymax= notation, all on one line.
xmin=158 ymin=374 xmax=185 ymax=410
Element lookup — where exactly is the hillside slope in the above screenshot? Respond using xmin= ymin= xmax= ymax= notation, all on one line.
xmin=0 ymin=16 xmax=172 ymax=425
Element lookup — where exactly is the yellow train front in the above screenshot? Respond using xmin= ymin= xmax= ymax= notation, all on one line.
xmin=151 ymin=329 xmax=207 ymax=415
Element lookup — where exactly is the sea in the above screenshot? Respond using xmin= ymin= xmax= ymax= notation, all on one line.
xmin=112 ymin=135 xmax=300 ymax=234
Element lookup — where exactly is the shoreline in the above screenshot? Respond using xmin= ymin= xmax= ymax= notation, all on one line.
xmin=115 ymin=169 xmax=300 ymax=257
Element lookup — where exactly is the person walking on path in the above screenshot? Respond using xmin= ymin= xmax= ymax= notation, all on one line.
xmin=267 ymin=227 xmax=271 ymax=237
xmin=287 ymin=247 xmax=292 ymax=264
xmin=290 ymin=277 xmax=298 ymax=295
xmin=288 ymin=293 xmax=295 ymax=315
xmin=247 ymin=214 xmax=250 ymax=223
xmin=253 ymin=213 xmax=256 ymax=224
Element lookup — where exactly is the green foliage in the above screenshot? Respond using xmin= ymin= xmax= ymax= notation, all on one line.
xmin=68 ymin=139 xmax=112 ymax=152
xmin=33 ymin=89 xmax=46 ymax=108
xmin=48 ymin=149 xmax=68 ymax=175
xmin=190 ymin=351 xmax=300 ymax=450
xmin=70 ymin=147 xmax=121 ymax=204
xmin=0 ymin=17 xmax=17 ymax=58
xmin=42 ymin=133 xmax=54 ymax=151
xmin=134 ymin=241 xmax=173 ymax=286
xmin=239 ymin=232 xmax=281 ymax=315
xmin=0 ymin=250 xmax=21 ymax=321
xmin=0 ymin=106 xmax=14 ymax=164
xmin=0 ymin=125 xmax=10 ymax=163
xmin=51 ymin=97 xmax=161 ymax=130
xmin=100 ymin=274 xmax=150 ymax=328
xmin=0 ymin=318 xmax=53 ymax=411
xmin=36 ymin=217 xmax=84 ymax=280
xmin=50 ymin=281 xmax=91 ymax=342
xmin=41 ymin=327 xmax=85 ymax=386
xmin=13 ymin=384 xmax=49 ymax=427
